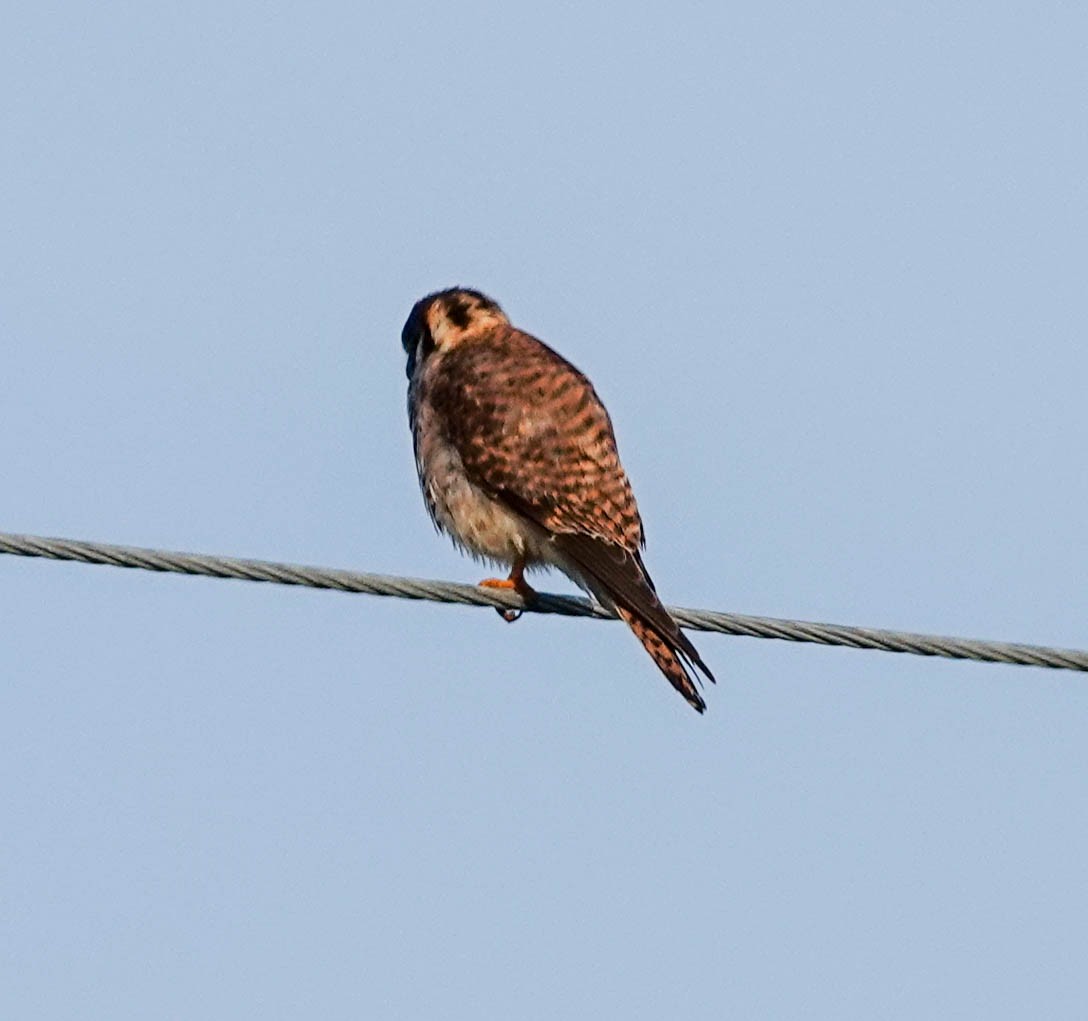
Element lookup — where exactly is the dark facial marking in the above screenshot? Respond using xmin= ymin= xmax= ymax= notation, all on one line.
xmin=443 ymin=295 xmax=473 ymax=330
xmin=429 ymin=287 xmax=502 ymax=328
xmin=401 ymin=299 xmax=434 ymax=379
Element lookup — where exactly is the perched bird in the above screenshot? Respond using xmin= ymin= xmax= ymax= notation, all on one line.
xmin=401 ymin=287 xmax=715 ymax=713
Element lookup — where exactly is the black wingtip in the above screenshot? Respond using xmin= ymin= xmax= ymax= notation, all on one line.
xmin=679 ymin=648 xmax=717 ymax=689
xmin=684 ymin=683 xmax=708 ymax=714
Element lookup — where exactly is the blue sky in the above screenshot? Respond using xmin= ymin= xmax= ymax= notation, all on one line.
xmin=2 ymin=3 xmax=1086 ymax=1017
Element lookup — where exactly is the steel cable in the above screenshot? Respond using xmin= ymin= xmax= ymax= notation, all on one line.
xmin=1 ymin=530 xmax=1085 ymax=673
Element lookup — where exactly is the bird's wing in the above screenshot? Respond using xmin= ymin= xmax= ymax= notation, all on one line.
xmin=434 ymin=328 xmax=644 ymax=549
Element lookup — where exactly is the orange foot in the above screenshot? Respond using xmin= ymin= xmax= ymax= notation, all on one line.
xmin=479 ymin=569 xmax=537 ymax=622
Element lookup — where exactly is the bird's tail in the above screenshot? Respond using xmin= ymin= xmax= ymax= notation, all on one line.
xmin=615 ymin=605 xmax=708 ymax=714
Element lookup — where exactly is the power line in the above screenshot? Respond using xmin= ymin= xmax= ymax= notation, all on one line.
xmin=1 ymin=530 xmax=1085 ymax=673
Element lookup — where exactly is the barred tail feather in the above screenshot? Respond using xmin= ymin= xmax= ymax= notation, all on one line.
xmin=615 ymin=605 xmax=708 ymax=714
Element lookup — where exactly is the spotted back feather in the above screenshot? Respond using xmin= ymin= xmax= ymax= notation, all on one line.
xmin=427 ymin=326 xmax=645 ymax=552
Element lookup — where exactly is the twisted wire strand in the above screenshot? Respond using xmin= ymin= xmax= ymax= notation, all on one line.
xmin=1 ymin=530 xmax=1085 ymax=673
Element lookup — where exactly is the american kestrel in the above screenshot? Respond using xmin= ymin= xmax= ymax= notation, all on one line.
xmin=402 ymin=287 xmax=715 ymax=713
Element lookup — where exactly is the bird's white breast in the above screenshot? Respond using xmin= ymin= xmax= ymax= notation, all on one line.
xmin=410 ymin=371 xmax=551 ymax=569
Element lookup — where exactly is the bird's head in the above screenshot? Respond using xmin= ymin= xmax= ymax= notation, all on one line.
xmin=401 ymin=287 xmax=508 ymax=379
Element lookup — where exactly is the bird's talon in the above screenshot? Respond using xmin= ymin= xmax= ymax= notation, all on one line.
xmin=479 ymin=571 xmax=535 ymax=622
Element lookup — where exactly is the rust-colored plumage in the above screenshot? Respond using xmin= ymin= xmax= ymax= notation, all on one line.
xmin=401 ymin=287 xmax=715 ymax=713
